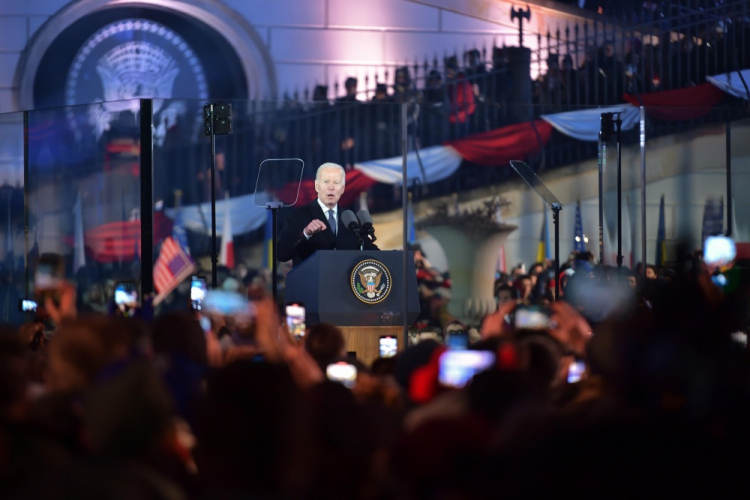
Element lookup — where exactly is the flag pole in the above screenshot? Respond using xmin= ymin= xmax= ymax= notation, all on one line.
xmin=139 ymin=98 xmax=154 ymax=294
xmin=23 ymin=110 xmax=30 ymax=300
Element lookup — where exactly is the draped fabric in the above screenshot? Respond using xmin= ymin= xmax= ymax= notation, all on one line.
xmin=165 ymin=192 xmax=272 ymax=237
xmin=447 ymin=120 xmax=554 ymax=166
xmin=541 ymin=105 xmax=641 ymax=142
xmin=276 ymin=169 xmax=377 ymax=207
xmin=79 ymin=211 xmax=173 ymax=263
xmin=707 ymin=69 xmax=750 ymax=100
xmin=623 ymin=83 xmax=725 ymax=121
xmin=353 ymin=145 xmax=463 ymax=185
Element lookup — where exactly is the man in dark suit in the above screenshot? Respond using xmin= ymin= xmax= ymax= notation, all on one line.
xmin=277 ymin=163 xmax=378 ymax=267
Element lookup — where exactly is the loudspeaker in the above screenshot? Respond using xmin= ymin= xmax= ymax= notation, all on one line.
xmin=203 ymin=103 xmax=233 ymax=136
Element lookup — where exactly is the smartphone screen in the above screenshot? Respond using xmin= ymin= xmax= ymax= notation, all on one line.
xmin=446 ymin=331 xmax=469 ymax=350
xmin=438 ymin=350 xmax=495 ymax=389
xmin=379 ymin=336 xmax=397 ymax=357
xmin=115 ymin=282 xmax=139 ymax=308
xmin=513 ymin=306 xmax=550 ymax=330
xmin=567 ymin=360 xmax=586 ymax=383
xmin=326 ymin=361 xmax=357 ymax=388
xmin=191 ymin=277 xmax=207 ymax=310
xmin=286 ymin=303 xmax=306 ymax=339
xmin=202 ymin=290 xmax=251 ymax=317
xmin=704 ymin=235 xmax=736 ymax=266
xmin=19 ymin=299 xmax=38 ymax=312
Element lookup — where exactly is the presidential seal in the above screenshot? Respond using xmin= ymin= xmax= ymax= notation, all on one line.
xmin=64 ymin=19 xmax=208 ymax=144
xmin=351 ymin=260 xmax=392 ymax=304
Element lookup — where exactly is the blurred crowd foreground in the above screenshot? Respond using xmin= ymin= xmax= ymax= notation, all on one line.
xmin=1 ymin=246 xmax=750 ymax=499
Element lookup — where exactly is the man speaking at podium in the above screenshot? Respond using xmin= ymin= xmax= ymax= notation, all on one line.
xmin=278 ymin=163 xmax=379 ymax=267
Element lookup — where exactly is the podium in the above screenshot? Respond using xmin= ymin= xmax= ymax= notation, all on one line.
xmin=284 ymin=250 xmax=420 ymax=365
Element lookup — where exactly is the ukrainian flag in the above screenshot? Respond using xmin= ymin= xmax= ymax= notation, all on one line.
xmin=537 ymin=209 xmax=551 ymax=263
xmin=262 ymin=210 xmax=274 ymax=270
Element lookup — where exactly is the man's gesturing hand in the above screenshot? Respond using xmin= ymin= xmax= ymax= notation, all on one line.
xmin=303 ymin=219 xmax=327 ymax=237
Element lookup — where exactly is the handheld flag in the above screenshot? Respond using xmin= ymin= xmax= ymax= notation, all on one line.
xmin=153 ymin=236 xmax=196 ymax=305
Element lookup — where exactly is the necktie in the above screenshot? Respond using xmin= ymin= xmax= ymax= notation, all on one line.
xmin=328 ymin=209 xmax=337 ymax=235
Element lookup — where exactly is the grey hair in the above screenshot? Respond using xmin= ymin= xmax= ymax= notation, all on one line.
xmin=316 ymin=163 xmax=345 ymax=186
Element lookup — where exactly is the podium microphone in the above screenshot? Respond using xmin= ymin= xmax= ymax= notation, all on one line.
xmin=341 ymin=210 xmax=361 ymax=238
xmin=356 ymin=209 xmax=377 ymax=242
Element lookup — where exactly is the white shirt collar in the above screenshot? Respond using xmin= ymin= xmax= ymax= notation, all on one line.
xmin=317 ymin=198 xmax=338 ymax=219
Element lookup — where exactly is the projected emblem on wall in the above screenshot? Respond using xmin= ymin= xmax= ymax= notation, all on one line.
xmin=64 ymin=19 xmax=209 ymax=144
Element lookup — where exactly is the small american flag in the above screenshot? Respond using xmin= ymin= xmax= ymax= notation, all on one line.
xmin=153 ymin=236 xmax=196 ymax=305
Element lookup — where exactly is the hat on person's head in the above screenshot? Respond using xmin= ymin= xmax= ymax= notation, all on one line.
xmin=428 ymin=69 xmax=442 ymax=82
xmin=445 ymin=56 xmax=459 ymax=70
xmin=375 ymin=83 xmax=388 ymax=93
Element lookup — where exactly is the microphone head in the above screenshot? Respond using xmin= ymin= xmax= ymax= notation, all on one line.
xmin=341 ymin=210 xmax=360 ymax=230
xmin=356 ymin=209 xmax=373 ymax=226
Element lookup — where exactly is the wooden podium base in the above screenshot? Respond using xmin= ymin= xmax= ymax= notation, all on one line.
xmin=340 ymin=326 xmax=402 ymax=367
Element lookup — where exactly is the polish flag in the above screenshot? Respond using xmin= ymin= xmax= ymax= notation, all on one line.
xmin=219 ymin=192 xmax=234 ymax=268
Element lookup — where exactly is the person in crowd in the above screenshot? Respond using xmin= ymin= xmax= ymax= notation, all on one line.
xmin=423 ymin=69 xmax=446 ymax=144
xmin=529 ymin=262 xmax=545 ymax=285
xmin=369 ymin=82 xmax=397 ymax=157
xmin=445 ymin=55 xmax=476 ymax=129
xmin=464 ymin=49 xmax=487 ymax=85
xmin=496 ymin=283 xmax=519 ymax=308
xmin=276 ymin=163 xmax=379 ymax=267
xmin=372 ymin=82 xmax=389 ymax=102
xmin=336 ymin=77 xmax=363 ymax=162
xmin=391 ymin=67 xmax=415 ymax=104
xmin=336 ymin=77 xmax=359 ymax=103
xmin=424 ymin=69 xmax=445 ymax=104
xmin=515 ymin=274 xmax=534 ymax=304
xmin=534 ymin=53 xmax=564 ymax=110
xmin=304 ymin=322 xmax=347 ymax=371
xmin=560 ymin=53 xmax=578 ymax=105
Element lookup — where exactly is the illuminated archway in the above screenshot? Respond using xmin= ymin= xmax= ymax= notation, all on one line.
xmin=13 ymin=0 xmax=277 ymax=110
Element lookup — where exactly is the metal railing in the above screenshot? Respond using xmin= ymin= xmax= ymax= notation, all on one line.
xmin=158 ymin=0 xmax=749 ymax=214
